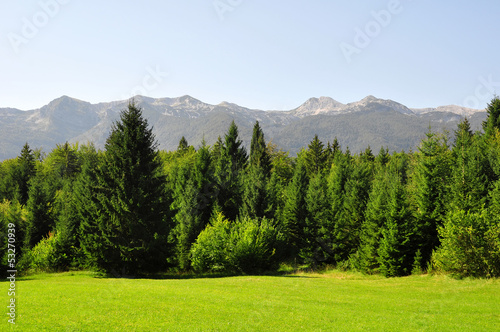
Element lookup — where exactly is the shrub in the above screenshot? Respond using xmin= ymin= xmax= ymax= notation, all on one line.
xmin=18 ymin=232 xmax=59 ymax=273
xmin=433 ymin=209 xmax=500 ymax=278
xmin=191 ymin=213 xmax=284 ymax=273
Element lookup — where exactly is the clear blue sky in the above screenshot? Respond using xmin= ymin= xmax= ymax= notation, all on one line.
xmin=1 ymin=0 xmax=499 ymax=110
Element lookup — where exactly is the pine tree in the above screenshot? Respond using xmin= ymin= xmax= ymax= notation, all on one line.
xmin=81 ymin=102 xmax=171 ymax=274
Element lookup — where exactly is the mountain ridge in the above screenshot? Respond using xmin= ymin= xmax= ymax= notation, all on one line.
xmin=0 ymin=95 xmax=487 ymax=160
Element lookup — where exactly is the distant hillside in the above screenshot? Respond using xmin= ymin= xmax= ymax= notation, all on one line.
xmin=0 ymin=95 xmax=487 ymax=160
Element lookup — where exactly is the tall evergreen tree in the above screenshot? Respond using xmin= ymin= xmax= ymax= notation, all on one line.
xmin=483 ymin=96 xmax=500 ymax=137
xmin=249 ymin=121 xmax=271 ymax=176
xmin=355 ymin=165 xmax=390 ymax=273
xmin=305 ymin=134 xmax=327 ymax=175
xmin=240 ymin=166 xmax=267 ymax=219
xmin=177 ymin=136 xmax=189 ymax=153
xmin=449 ymin=119 xmax=489 ymax=212
xmin=214 ymin=121 xmax=247 ymax=221
xmin=331 ymin=156 xmax=373 ymax=262
xmin=225 ymin=120 xmax=248 ymax=171
xmin=24 ymin=175 xmax=55 ymax=250
xmin=377 ymin=174 xmax=415 ymax=277
xmin=16 ymin=143 xmax=36 ymax=205
xmin=304 ymin=172 xmax=329 ymax=264
xmin=411 ymin=130 xmax=451 ymax=266
xmin=49 ymin=142 xmax=81 ymax=179
xmin=281 ymin=158 xmax=309 ymax=254
xmin=80 ymin=102 xmax=172 ymax=274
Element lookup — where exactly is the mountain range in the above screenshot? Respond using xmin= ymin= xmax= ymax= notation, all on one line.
xmin=0 ymin=95 xmax=487 ymax=160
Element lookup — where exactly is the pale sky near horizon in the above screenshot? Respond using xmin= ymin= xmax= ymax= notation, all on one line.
xmin=1 ymin=0 xmax=499 ymax=111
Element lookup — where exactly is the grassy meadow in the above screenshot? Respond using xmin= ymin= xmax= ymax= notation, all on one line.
xmin=3 ymin=270 xmax=499 ymax=331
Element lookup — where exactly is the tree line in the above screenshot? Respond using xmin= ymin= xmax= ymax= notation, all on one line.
xmin=1 ymin=97 xmax=500 ymax=278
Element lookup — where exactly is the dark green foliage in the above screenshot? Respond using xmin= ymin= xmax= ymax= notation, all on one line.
xmin=355 ymin=167 xmax=391 ymax=273
xmin=172 ymin=178 xmax=203 ymax=270
xmin=483 ymin=95 xmax=500 ymax=137
xmin=4 ymin=98 xmax=500 ymax=278
xmin=213 ymin=121 xmax=247 ymax=221
xmin=240 ymin=165 xmax=267 ymax=219
xmin=224 ymin=120 xmax=248 ymax=171
xmin=305 ymin=134 xmax=327 ymax=175
xmin=79 ymin=102 xmax=171 ymax=274
xmin=449 ymin=119 xmax=489 ymax=212
xmin=250 ymin=121 xmax=271 ymax=176
xmin=24 ymin=175 xmax=55 ymax=250
xmin=280 ymin=158 xmax=309 ymax=253
xmin=0 ymin=159 xmax=21 ymax=203
xmin=177 ymin=136 xmax=189 ymax=152
xmin=330 ymin=155 xmax=373 ymax=263
xmin=411 ymin=130 xmax=451 ymax=265
xmin=304 ymin=172 xmax=330 ymax=264
xmin=377 ymin=175 xmax=415 ymax=277
xmin=376 ymin=147 xmax=390 ymax=167
xmin=16 ymin=143 xmax=36 ymax=205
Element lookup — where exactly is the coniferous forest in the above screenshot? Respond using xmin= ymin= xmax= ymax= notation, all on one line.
xmin=1 ymin=97 xmax=500 ymax=278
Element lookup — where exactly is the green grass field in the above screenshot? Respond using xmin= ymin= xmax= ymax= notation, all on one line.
xmin=3 ymin=270 xmax=499 ymax=331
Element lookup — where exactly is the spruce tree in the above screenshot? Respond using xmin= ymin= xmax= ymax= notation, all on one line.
xmin=324 ymin=151 xmax=353 ymax=262
xmin=305 ymin=134 xmax=327 ymax=175
xmin=240 ymin=165 xmax=267 ymax=219
xmin=249 ymin=121 xmax=271 ymax=176
xmin=281 ymin=158 xmax=309 ymax=254
xmin=449 ymin=119 xmax=488 ymax=212
xmin=483 ymin=96 xmax=500 ymax=137
xmin=81 ymin=102 xmax=171 ymax=274
xmin=355 ymin=166 xmax=390 ymax=273
xmin=304 ymin=172 xmax=329 ymax=264
xmin=331 ymin=156 xmax=373 ymax=262
xmin=17 ymin=143 xmax=36 ymax=205
xmin=24 ymin=175 xmax=55 ymax=250
xmin=377 ymin=174 xmax=414 ymax=277
xmin=214 ymin=121 xmax=247 ymax=221
xmin=412 ymin=130 xmax=451 ymax=265
xmin=177 ymin=136 xmax=189 ymax=153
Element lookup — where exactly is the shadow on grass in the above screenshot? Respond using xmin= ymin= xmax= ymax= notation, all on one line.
xmin=92 ymin=270 xmax=318 ymax=280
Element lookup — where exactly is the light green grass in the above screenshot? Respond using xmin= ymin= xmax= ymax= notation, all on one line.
xmin=2 ymin=270 xmax=499 ymax=331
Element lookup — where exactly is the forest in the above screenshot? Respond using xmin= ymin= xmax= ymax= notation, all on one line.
xmin=1 ymin=97 xmax=499 ymax=279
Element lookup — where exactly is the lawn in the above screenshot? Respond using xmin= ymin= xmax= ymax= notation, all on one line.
xmin=3 ymin=270 xmax=499 ymax=331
